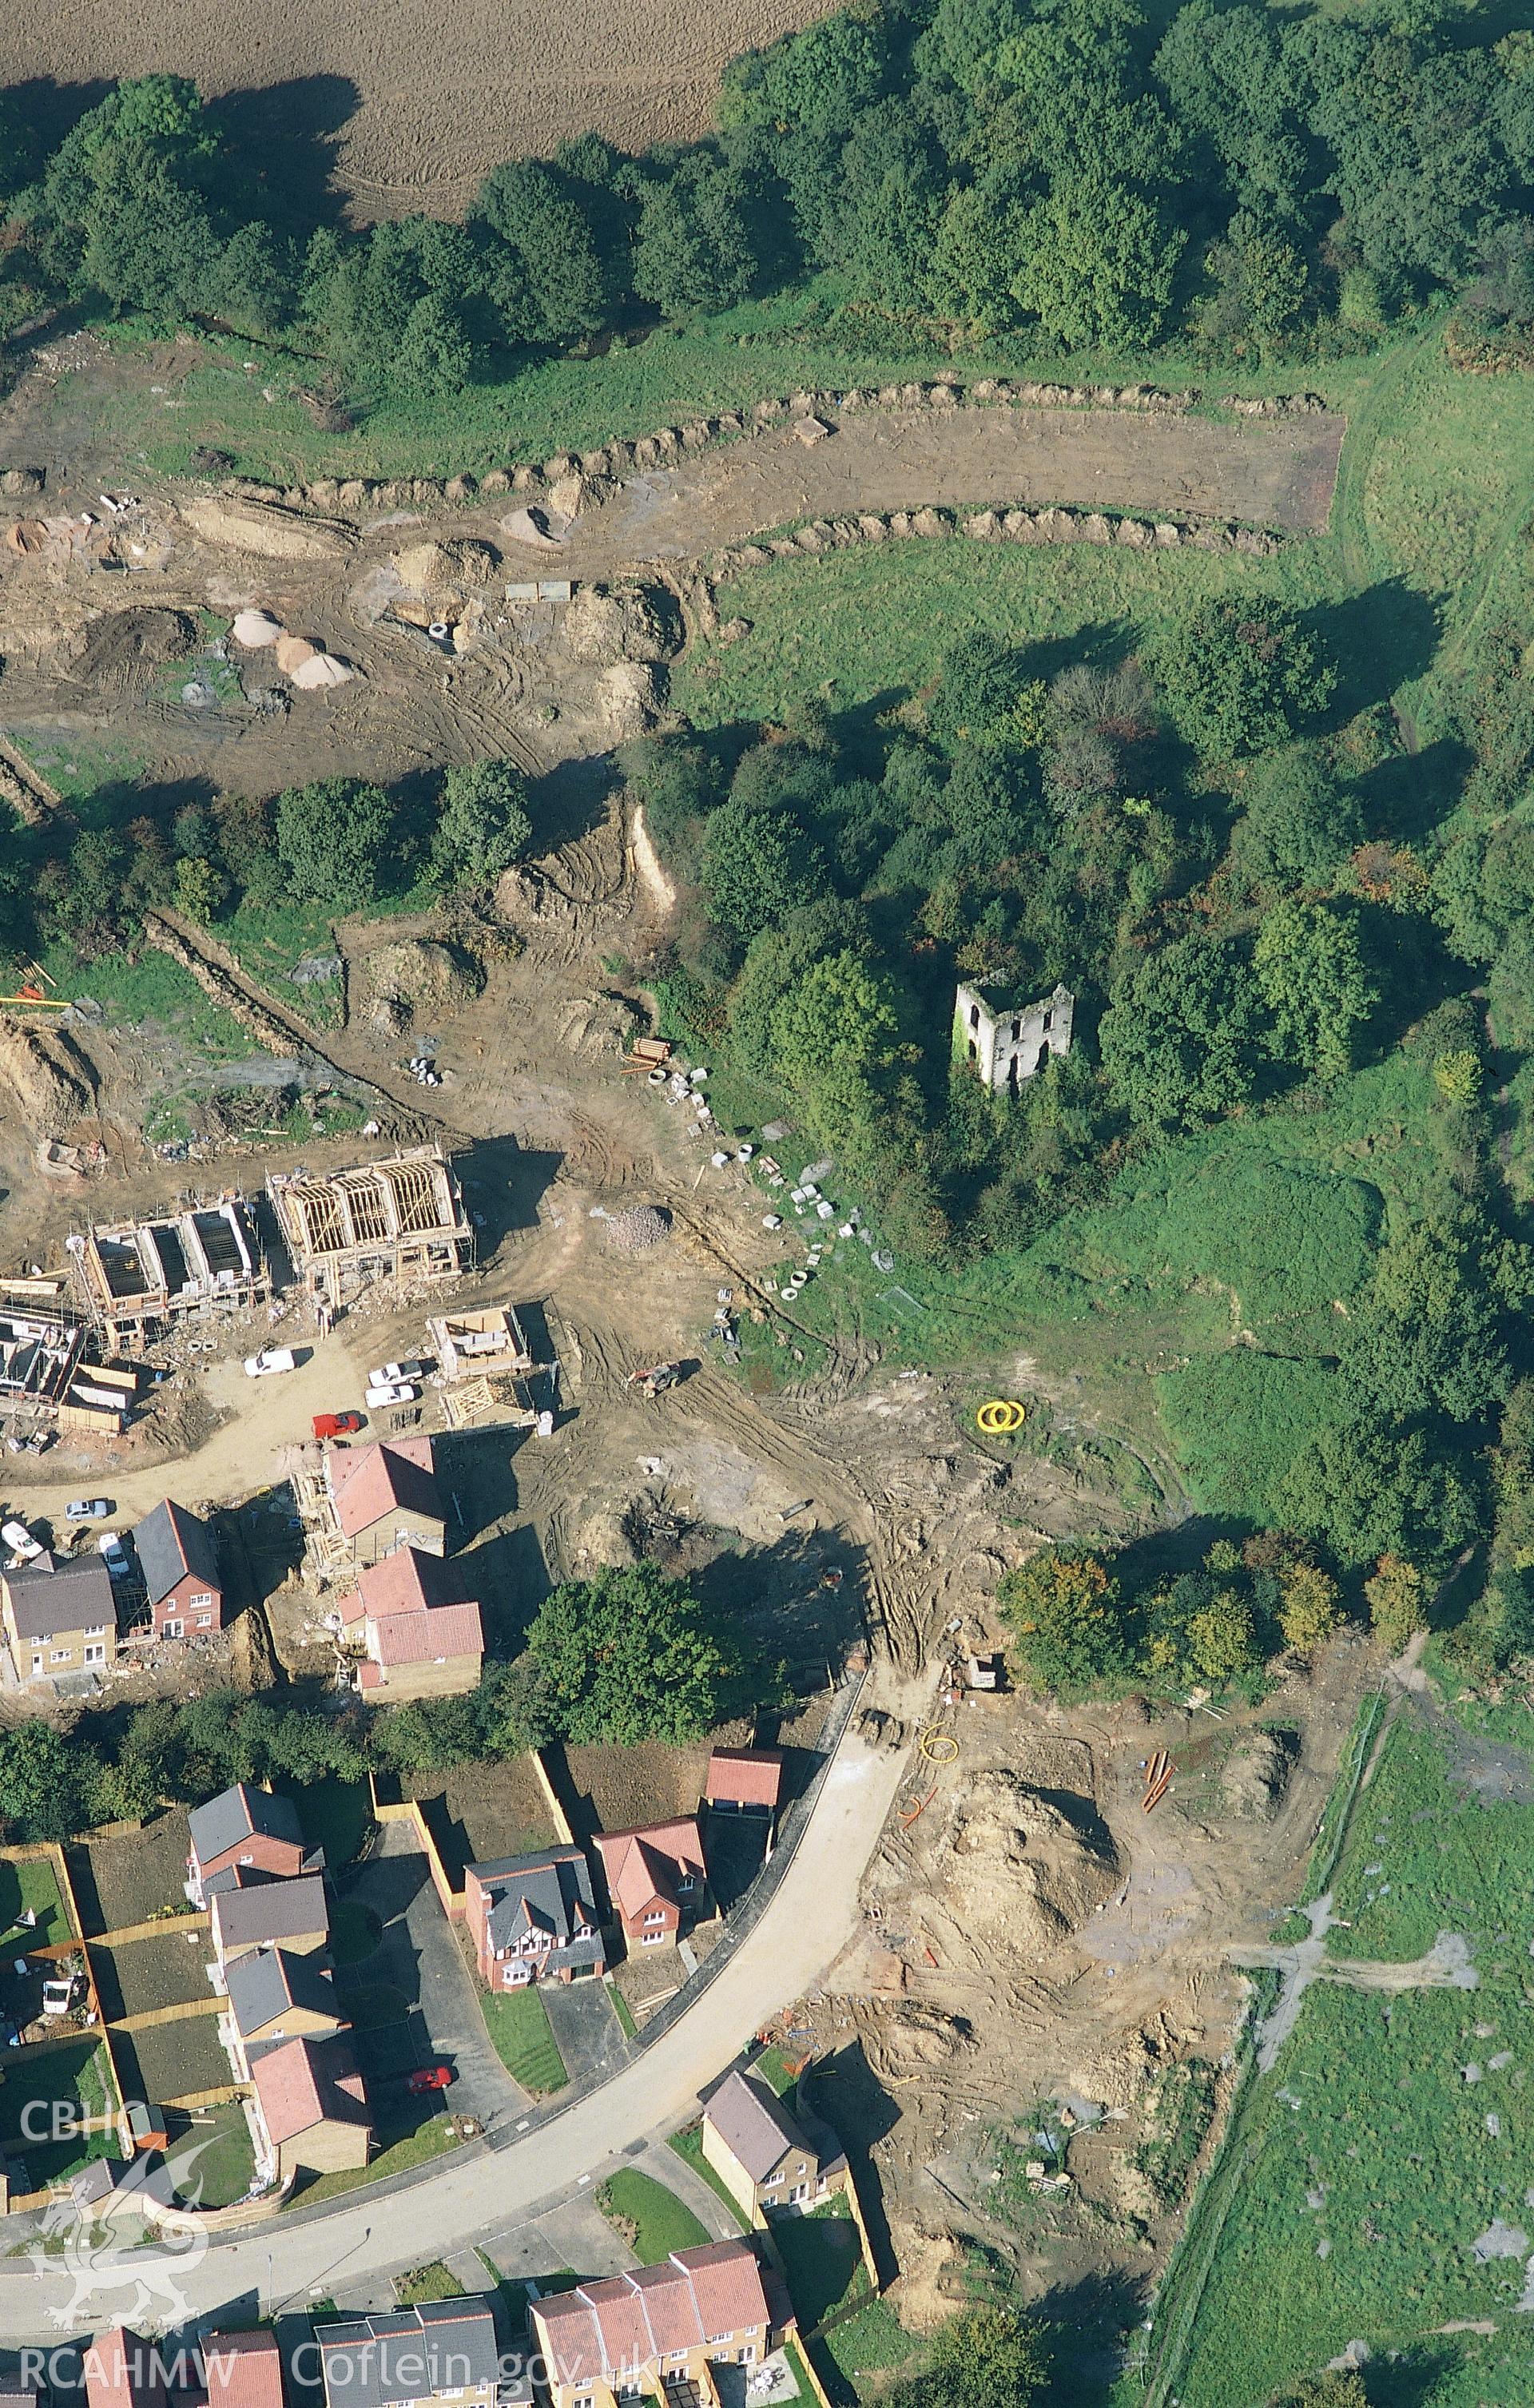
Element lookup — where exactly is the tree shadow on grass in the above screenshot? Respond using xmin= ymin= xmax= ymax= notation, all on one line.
xmin=1302 ymin=581 xmax=1444 ymax=725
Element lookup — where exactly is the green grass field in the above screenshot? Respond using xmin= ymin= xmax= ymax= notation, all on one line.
xmin=85 ymin=284 xmax=1391 ymax=490
xmin=0 ymin=1856 xmax=71 ymax=1946
xmin=478 ymin=1984 xmax=569 ymax=2093
xmin=1150 ymin=1711 xmax=1534 ymax=2408
xmin=597 ymin=2168 xmax=710 ymax=2263
xmin=773 ymin=2194 xmax=867 ymax=2331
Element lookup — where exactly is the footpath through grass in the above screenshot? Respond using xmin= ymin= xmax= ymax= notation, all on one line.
xmin=1146 ymin=1707 xmax=1534 ymax=2408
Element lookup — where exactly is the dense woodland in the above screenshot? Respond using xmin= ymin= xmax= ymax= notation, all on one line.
xmin=635 ymin=572 xmax=1534 ymax=1654
xmin=0 ymin=0 xmax=1532 ymax=394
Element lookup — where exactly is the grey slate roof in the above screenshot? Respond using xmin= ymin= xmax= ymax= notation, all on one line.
xmin=213 ymin=1873 xmax=328 ymax=1953
xmin=318 ymin=2301 xmax=499 ymax=2408
xmin=3 ymin=1556 xmax=116 ymax=1643
xmin=702 ymin=2069 xmax=811 ymax=2186
xmin=475 ymin=1846 xmax=602 ymax=1962
xmin=134 ymin=1498 xmax=220 ymax=1608
xmin=225 ymin=1945 xmax=343 ymax=2039
xmin=188 ymin=1781 xmax=303 ymax=1869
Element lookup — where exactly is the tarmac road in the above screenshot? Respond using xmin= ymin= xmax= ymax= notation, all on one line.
xmin=0 ymin=1721 xmax=910 ymax=2342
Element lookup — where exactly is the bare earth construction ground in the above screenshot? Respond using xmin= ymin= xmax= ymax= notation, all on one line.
xmin=0 ymin=0 xmax=842 ymax=221
xmin=0 ymin=391 xmax=1345 ymax=809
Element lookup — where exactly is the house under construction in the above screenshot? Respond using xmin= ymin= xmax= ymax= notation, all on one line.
xmin=426 ymin=1305 xmax=532 ymax=1381
xmin=266 ymin=1146 xmax=471 ymax=1307
xmin=73 ymin=1196 xmax=268 ymax=1346
xmin=0 ymin=1281 xmax=133 ymax=1439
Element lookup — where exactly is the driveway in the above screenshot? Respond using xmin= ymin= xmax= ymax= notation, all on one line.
xmin=0 ymin=1719 xmax=909 ymax=2334
xmin=339 ymin=1821 xmax=521 ymax=2130
xmin=543 ymin=1977 xmax=628 ymax=2088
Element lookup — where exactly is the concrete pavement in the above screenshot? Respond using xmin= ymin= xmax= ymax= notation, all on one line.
xmin=0 ymin=1725 xmax=908 ymax=2340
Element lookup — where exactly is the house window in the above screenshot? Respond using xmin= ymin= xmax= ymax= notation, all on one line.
xmin=1043 ymin=1010 xmax=1054 ymax=1031
xmin=642 ymin=1930 xmax=666 ymax=1945
xmin=84 ymin=1646 xmax=105 ymax=1667
xmin=1011 ymin=1018 xmax=1020 ymax=1041
xmin=84 ymin=1623 xmax=105 ymax=1637
xmin=643 ymin=1908 xmax=666 ymax=1925
xmin=50 ymin=1649 xmax=71 ymax=1663
xmin=189 ymin=1591 xmax=213 ymax=1609
xmin=678 ymin=1873 xmax=695 ymax=1892
xmin=707 ymin=2336 xmax=729 ymax=2348
xmin=740 ymin=2350 xmax=756 ymax=2366
xmin=165 ymin=1620 xmax=185 ymax=1639
xmin=968 ymin=1004 xmax=979 ymax=1029
xmin=197 ymin=1615 xmax=213 ymax=1630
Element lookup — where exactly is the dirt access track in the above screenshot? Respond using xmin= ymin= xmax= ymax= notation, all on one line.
xmin=0 ymin=0 xmax=840 ymax=221
xmin=0 ymin=387 xmax=1345 ymax=802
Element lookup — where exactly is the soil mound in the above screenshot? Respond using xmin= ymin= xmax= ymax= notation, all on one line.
xmin=180 ymin=497 xmax=353 ymax=559
xmin=0 ymin=1011 xmax=97 ymax=1138
xmin=948 ymin=1770 xmax=1119 ymax=1957
xmin=563 ymin=582 xmax=678 ymax=667
xmin=597 ymin=660 xmax=663 ymax=736
xmin=360 ymin=939 xmax=485 ymax=1019
xmin=862 ymin=2002 xmax=974 ymax=2084
xmin=70 ymin=607 xmax=196 ymax=683
xmin=1221 ymin=1730 xmax=1295 ymax=1819
xmin=392 ymin=538 xmax=499 ymax=598
xmin=232 ymin=608 xmax=282 ymax=648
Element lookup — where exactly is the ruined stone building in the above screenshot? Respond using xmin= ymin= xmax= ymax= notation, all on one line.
xmin=955 ymin=981 xmax=1074 ymax=1094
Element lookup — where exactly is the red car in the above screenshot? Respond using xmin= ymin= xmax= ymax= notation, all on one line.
xmin=312 ymin=1411 xmax=367 ymax=1440
xmin=407 ymin=2064 xmax=454 ymax=2094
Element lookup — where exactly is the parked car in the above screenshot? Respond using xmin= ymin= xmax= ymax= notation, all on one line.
xmin=312 ymin=1411 xmax=366 ymax=1440
xmin=244 ymin=1348 xmax=297 ymax=1377
xmin=65 ymin=1498 xmax=113 ymax=1524
xmin=406 ymin=2064 xmax=454 ymax=2093
xmin=368 ymin=1361 xmax=424 ymax=1388
xmin=1 ymin=1520 xmax=42 ymax=1561
xmin=364 ymin=1382 xmax=418 ymax=1409
xmin=97 ymin=1532 xmax=132 ymax=1577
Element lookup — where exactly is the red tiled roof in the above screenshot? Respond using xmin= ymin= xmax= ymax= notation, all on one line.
xmin=339 ymin=1544 xmax=476 ymax=1626
xmin=629 ymin=2262 xmax=703 ymax=2354
xmin=595 ymin=1818 xmax=703 ymax=1924
xmin=686 ymin=2239 xmax=777 ymax=2337
xmin=84 ymin=2327 xmax=168 ymax=2408
xmin=706 ymin=1749 xmax=782 ymax=1808
xmin=372 ymin=1599 xmax=483 ymax=1667
xmin=328 ymin=1438 xmax=439 ymax=1539
xmin=532 ymin=2243 xmax=771 ymax=2386
xmin=202 ymin=2332 xmax=284 ymax=2408
xmin=251 ymin=2032 xmax=369 ymax=2146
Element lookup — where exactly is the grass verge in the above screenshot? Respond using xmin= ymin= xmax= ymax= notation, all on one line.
xmin=479 ymin=1985 xmax=568 ymax=2093
xmin=597 ymin=2168 xmax=710 ymax=2263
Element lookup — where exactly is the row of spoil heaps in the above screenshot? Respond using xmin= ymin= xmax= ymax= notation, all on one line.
xmin=217 ymin=378 xmax=1329 ymax=524
xmin=714 ymin=505 xmax=1283 ymax=574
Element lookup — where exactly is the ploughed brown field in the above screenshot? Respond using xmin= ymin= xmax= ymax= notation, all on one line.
xmin=0 ymin=0 xmax=839 ymax=221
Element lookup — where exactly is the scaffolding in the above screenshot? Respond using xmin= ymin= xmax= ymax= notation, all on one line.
xmin=0 ymin=1284 xmax=129 ymax=1439
xmin=72 ymin=1194 xmax=268 ymax=1345
xmin=267 ymin=1145 xmax=472 ymax=1306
